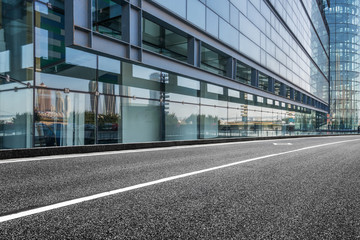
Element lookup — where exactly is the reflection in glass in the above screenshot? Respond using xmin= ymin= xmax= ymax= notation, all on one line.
xmin=274 ymin=80 xmax=281 ymax=95
xmin=228 ymin=102 xmax=248 ymax=137
xmin=0 ymin=0 xmax=33 ymax=88
xmin=122 ymin=62 xmax=161 ymax=99
xmin=201 ymin=44 xmax=228 ymax=76
xmin=258 ymin=72 xmax=269 ymax=91
xmin=286 ymin=86 xmax=291 ymax=99
xmin=122 ymin=98 xmax=161 ymax=143
xmin=0 ymin=89 xmax=33 ymax=149
xmin=165 ymin=101 xmax=199 ymax=140
xmin=92 ymin=0 xmax=122 ymax=40
xmin=200 ymin=98 xmax=228 ymax=138
xmin=35 ymin=90 xmax=96 ymax=147
xmin=98 ymin=95 xmax=121 ymax=144
xmin=236 ymin=62 xmax=251 ymax=85
xmin=98 ymin=56 xmax=121 ymax=95
xmin=143 ymin=18 xmax=188 ymax=62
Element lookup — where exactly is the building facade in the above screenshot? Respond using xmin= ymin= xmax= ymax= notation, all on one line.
xmin=326 ymin=0 xmax=360 ymax=130
xmin=0 ymin=0 xmax=330 ymax=149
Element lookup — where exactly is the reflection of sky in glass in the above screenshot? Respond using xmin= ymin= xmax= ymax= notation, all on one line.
xmin=201 ymin=105 xmax=227 ymax=120
xmin=98 ymin=56 xmax=121 ymax=74
xmin=177 ymin=76 xmax=200 ymax=90
xmin=22 ymin=44 xmax=33 ymax=69
xmin=0 ymin=89 xmax=32 ymax=121
xmin=36 ymin=72 xmax=93 ymax=92
xmin=228 ymin=89 xmax=240 ymax=98
xmin=132 ymin=65 xmax=160 ymax=81
xmin=168 ymin=93 xmax=199 ymax=104
xmin=35 ymin=27 xmax=48 ymax=59
xmin=201 ymin=97 xmax=227 ymax=107
xmin=66 ymin=48 xmax=96 ymax=69
xmin=35 ymin=1 xmax=48 ymax=14
xmin=207 ymin=83 xmax=223 ymax=94
xmin=0 ymin=50 xmax=10 ymax=73
xmin=168 ymin=102 xmax=198 ymax=120
xmin=125 ymin=86 xmax=160 ymax=100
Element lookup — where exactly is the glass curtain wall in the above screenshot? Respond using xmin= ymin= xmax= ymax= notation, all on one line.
xmin=0 ymin=0 xmax=330 ymax=149
xmin=326 ymin=1 xmax=360 ymax=130
xmin=0 ymin=0 xmax=33 ymax=149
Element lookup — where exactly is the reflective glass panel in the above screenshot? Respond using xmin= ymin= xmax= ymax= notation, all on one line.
xmin=122 ymin=97 xmax=161 ymax=143
xmin=200 ymin=44 xmax=228 ymax=76
xmin=258 ymin=72 xmax=269 ymax=91
xmin=35 ymin=90 xmax=96 ymax=147
xmin=92 ymin=0 xmax=122 ymax=40
xmin=236 ymin=62 xmax=252 ymax=85
xmin=143 ymin=18 xmax=188 ymax=62
xmin=98 ymin=56 xmax=121 ymax=95
xmin=165 ymin=101 xmax=199 ymax=141
xmin=97 ymin=95 xmax=121 ymax=144
xmin=274 ymin=80 xmax=281 ymax=95
xmin=0 ymin=0 xmax=33 ymax=89
xmin=0 ymin=89 xmax=33 ymax=149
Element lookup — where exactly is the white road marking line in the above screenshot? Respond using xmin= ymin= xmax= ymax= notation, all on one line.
xmin=273 ymin=143 xmax=293 ymax=145
xmin=0 ymin=138 xmax=359 ymax=223
xmin=0 ymin=135 xmax=356 ymax=164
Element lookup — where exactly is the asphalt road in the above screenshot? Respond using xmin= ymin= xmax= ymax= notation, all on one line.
xmin=0 ymin=135 xmax=360 ymax=239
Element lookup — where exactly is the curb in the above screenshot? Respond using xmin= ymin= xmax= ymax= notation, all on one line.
xmin=0 ymin=134 xmax=356 ymax=160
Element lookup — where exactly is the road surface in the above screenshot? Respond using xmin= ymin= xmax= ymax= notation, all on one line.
xmin=0 ymin=135 xmax=360 ymax=239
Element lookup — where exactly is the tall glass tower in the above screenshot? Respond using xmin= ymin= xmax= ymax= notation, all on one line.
xmin=326 ymin=1 xmax=360 ymax=130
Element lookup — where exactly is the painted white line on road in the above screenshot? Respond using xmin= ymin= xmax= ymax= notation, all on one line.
xmin=0 ymin=137 xmax=359 ymax=223
xmin=0 ymin=135 xmax=357 ymax=164
xmin=273 ymin=143 xmax=293 ymax=145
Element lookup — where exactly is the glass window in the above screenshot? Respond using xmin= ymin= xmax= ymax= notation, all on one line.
xmin=36 ymin=48 xmax=97 ymax=92
xmin=165 ymin=101 xmax=199 ymax=141
xmin=274 ymin=80 xmax=281 ymax=95
xmin=98 ymin=56 xmax=121 ymax=95
xmin=295 ymin=90 xmax=300 ymax=102
xmin=122 ymin=62 xmax=162 ymax=99
xmin=92 ymin=0 xmax=122 ymax=40
xmin=35 ymin=90 xmax=96 ymax=147
xmin=286 ymin=86 xmax=291 ymax=99
xmin=200 ymin=44 xmax=228 ymax=76
xmin=143 ymin=18 xmax=188 ymax=62
xmin=258 ymin=72 xmax=269 ymax=91
xmin=122 ymin=98 xmax=161 ymax=143
xmin=35 ymin=3 xmax=97 ymax=92
xmin=0 ymin=89 xmax=33 ymax=149
xmin=236 ymin=62 xmax=252 ymax=85
xmin=200 ymin=100 xmax=228 ymax=139
xmin=97 ymin=95 xmax=121 ymax=144
xmin=0 ymin=0 xmax=33 ymax=87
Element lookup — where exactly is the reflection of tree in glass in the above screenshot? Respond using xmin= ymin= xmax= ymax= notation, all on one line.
xmin=200 ymin=114 xmax=219 ymax=125
xmin=165 ymin=113 xmax=179 ymax=127
xmin=98 ymin=113 xmax=121 ymax=131
xmin=12 ymin=113 xmax=31 ymax=126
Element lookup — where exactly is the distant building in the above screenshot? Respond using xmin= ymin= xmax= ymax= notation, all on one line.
xmin=326 ymin=1 xmax=360 ymax=130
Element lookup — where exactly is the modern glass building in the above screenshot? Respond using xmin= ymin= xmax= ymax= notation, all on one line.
xmin=0 ymin=0 xmax=330 ymax=149
xmin=326 ymin=0 xmax=360 ymax=130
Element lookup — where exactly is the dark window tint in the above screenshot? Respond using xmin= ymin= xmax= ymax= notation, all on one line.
xmin=236 ymin=62 xmax=251 ymax=85
xmin=92 ymin=0 xmax=122 ymax=40
xmin=258 ymin=72 xmax=269 ymax=91
xmin=200 ymin=44 xmax=228 ymax=76
xmin=143 ymin=18 xmax=188 ymax=62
